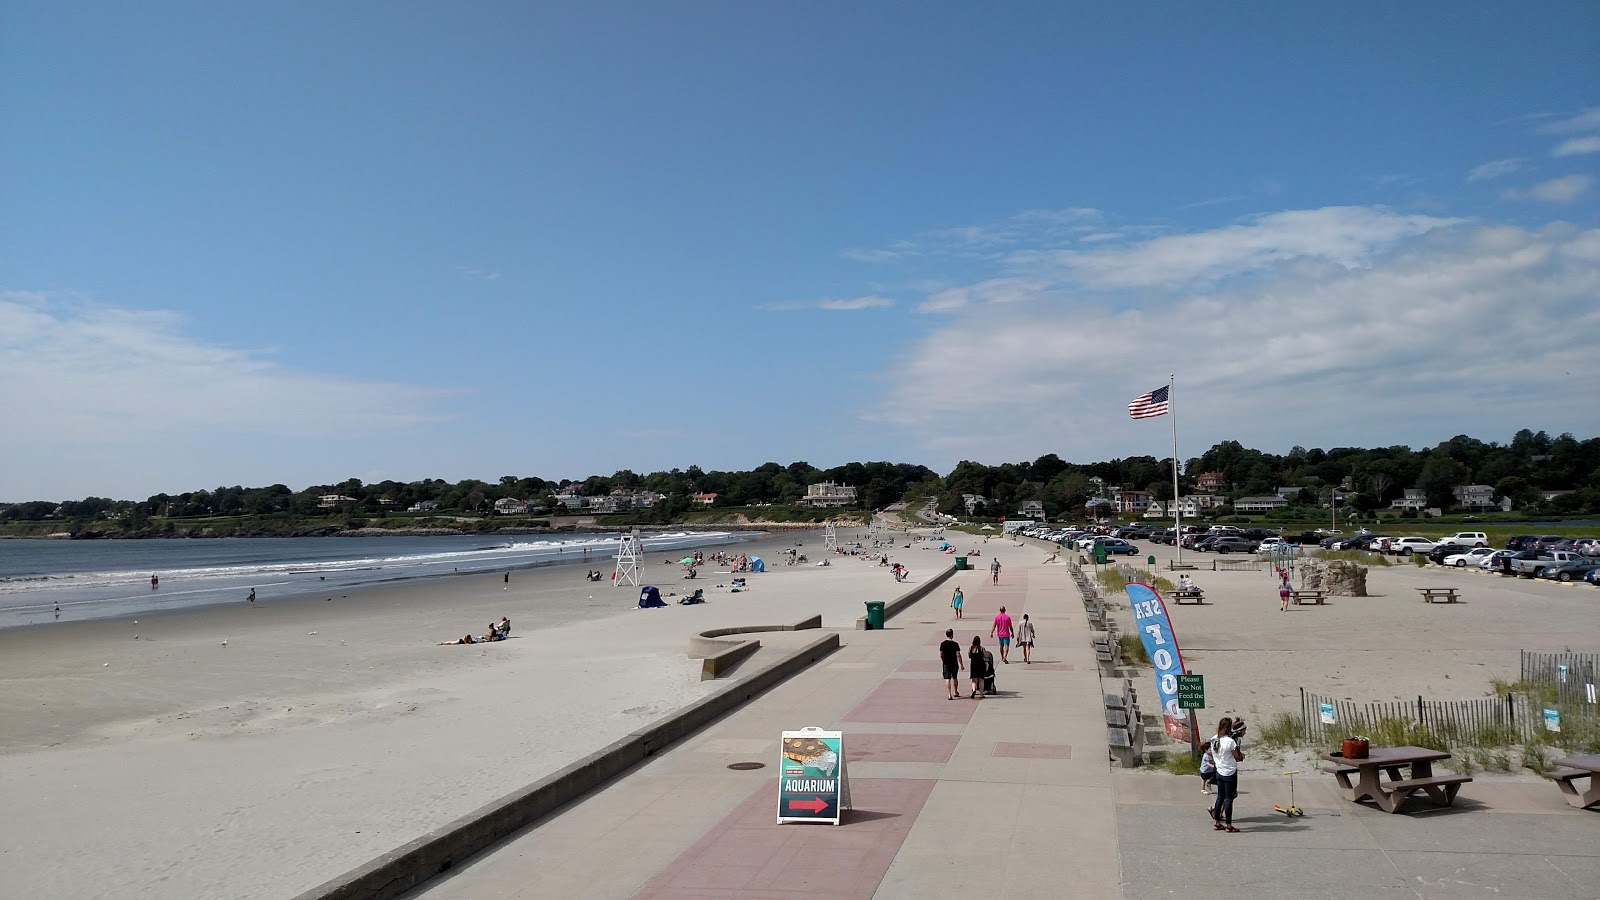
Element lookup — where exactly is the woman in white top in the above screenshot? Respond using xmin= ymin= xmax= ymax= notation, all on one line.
xmin=1209 ymin=716 xmax=1244 ymax=832
xmin=1016 ymin=614 xmax=1037 ymax=664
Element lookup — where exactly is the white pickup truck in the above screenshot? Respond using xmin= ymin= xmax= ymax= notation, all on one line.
xmin=1507 ymin=550 xmax=1584 ymax=578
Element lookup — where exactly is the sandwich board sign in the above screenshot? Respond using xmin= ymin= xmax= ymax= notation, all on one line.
xmin=777 ymin=727 xmax=850 ymax=825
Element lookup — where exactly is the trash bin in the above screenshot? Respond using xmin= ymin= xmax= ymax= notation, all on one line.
xmin=954 ymin=556 xmax=969 ymax=571
xmin=864 ymin=601 xmax=886 ymax=630
xmin=1148 ymin=555 xmax=1157 ymax=566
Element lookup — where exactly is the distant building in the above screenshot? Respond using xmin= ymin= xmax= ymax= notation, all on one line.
xmin=692 ymin=492 xmax=719 ymax=506
xmin=1234 ymin=496 xmax=1288 ymax=513
xmin=377 ymin=498 xmax=398 ymax=507
xmin=1114 ymin=490 xmax=1153 ymax=514
xmin=1541 ymin=489 xmax=1574 ymax=502
xmin=554 ymin=494 xmax=588 ymax=510
xmin=1389 ymin=489 xmax=1428 ymax=511
xmin=494 ymin=498 xmax=530 ymax=515
xmin=1196 ymin=471 xmax=1226 ymax=493
xmin=803 ymin=481 xmax=858 ymax=508
xmin=961 ymin=493 xmax=990 ymax=515
xmin=408 ymin=500 xmax=438 ymax=512
xmin=1453 ymin=484 xmax=1496 ymax=510
xmin=1275 ymin=486 xmax=1306 ymax=500
xmin=1017 ymin=500 xmax=1045 ymax=520
xmin=318 ymin=494 xmax=358 ymax=509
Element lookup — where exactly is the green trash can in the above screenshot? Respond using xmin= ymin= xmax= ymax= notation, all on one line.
xmin=865 ymin=601 xmax=886 ymax=630
xmin=1148 ymin=555 xmax=1157 ymax=566
xmin=954 ymin=556 xmax=969 ymax=571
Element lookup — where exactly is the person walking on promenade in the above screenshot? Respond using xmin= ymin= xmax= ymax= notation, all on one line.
xmin=1278 ymin=570 xmax=1291 ymax=612
xmin=989 ymin=557 xmax=1001 ymax=585
xmin=939 ymin=629 xmax=964 ymax=700
xmin=951 ymin=584 xmax=964 ymax=620
xmin=991 ymin=606 xmax=1014 ymax=664
xmin=967 ymin=636 xmax=988 ymax=699
xmin=1016 ymin=613 xmax=1036 ymax=664
xmin=1209 ymin=716 xmax=1244 ymax=832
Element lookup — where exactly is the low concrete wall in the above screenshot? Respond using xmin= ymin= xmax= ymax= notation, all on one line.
xmin=686 ymin=614 xmax=824 ymax=662
xmin=292 ymin=630 xmax=842 ymax=900
xmin=699 ymin=639 xmax=762 ymax=680
xmin=854 ymin=564 xmax=957 ymax=629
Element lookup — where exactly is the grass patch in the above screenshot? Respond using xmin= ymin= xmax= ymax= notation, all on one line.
xmin=1487 ymin=679 xmax=1559 ymax=704
xmin=1522 ymin=742 xmax=1552 ymax=775
xmin=1161 ymin=752 xmax=1201 ymax=776
xmin=1411 ymin=553 xmax=1428 ymax=567
xmin=1255 ymin=712 xmax=1304 ymax=749
xmin=1368 ymin=717 xmax=1450 ymax=751
xmin=1117 ymin=634 xmax=1150 ymax=665
xmin=1472 ymin=723 xmax=1521 ymax=747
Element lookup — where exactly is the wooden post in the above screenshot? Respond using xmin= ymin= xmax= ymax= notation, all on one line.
xmin=1189 ymin=709 xmax=1201 ymax=761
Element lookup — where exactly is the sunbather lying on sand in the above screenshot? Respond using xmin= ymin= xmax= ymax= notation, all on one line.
xmin=438 ymin=634 xmax=477 ymax=645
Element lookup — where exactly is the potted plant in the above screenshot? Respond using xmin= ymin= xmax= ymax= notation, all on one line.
xmin=1340 ymin=735 xmax=1370 ymax=759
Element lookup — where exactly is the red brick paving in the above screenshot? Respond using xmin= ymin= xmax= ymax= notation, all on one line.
xmin=632 ymin=778 xmax=936 ymax=899
xmin=842 ymin=673 xmax=978 ymax=725
xmin=848 ymin=733 xmax=960 ymax=764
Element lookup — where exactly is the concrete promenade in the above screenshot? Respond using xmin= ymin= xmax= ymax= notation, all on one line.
xmin=409 ymin=535 xmax=1122 ymax=899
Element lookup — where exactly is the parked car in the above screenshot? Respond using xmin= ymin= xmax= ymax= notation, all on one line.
xmin=1508 ymin=550 xmax=1584 ymax=578
xmin=1505 ymin=535 xmax=1537 ymax=551
xmin=1257 ymin=537 xmax=1287 ymax=553
xmin=1443 ymin=531 xmax=1489 ymax=548
xmin=1541 ymin=559 xmax=1600 ymax=583
xmin=1192 ymin=536 xmax=1221 ymax=552
xmin=1585 ymin=567 xmax=1600 ymax=586
xmin=1331 ymin=536 xmax=1373 ymax=551
xmin=1283 ymin=531 xmax=1326 ymax=545
xmin=1477 ymin=549 xmax=1518 ymax=570
xmin=1095 ymin=539 xmax=1141 ymax=556
xmin=1425 ymin=544 xmax=1472 ymax=565
xmin=1388 ymin=537 xmax=1437 ymax=556
xmin=1533 ymin=535 xmax=1568 ymax=551
xmin=1210 ymin=536 xmax=1258 ymax=554
xmin=1241 ymin=528 xmax=1276 ymax=540
xmin=1443 ymin=548 xmax=1495 ymax=567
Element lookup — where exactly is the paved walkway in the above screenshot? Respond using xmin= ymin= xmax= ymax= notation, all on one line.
xmin=409 ymin=540 xmax=1122 ymax=899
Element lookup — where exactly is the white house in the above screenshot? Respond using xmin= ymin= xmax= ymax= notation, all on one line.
xmin=408 ymin=500 xmax=438 ymax=512
xmin=554 ymin=494 xmax=588 ymax=510
xmin=317 ymin=494 xmax=358 ymax=509
xmin=1453 ymin=485 xmax=1496 ymax=510
xmin=1390 ymin=489 xmax=1428 ymax=511
xmin=1145 ymin=500 xmax=1166 ymax=517
xmin=1017 ymin=500 xmax=1045 ymax=520
xmin=1234 ymin=496 xmax=1289 ymax=513
xmin=961 ymin=494 xmax=990 ymax=515
xmin=494 ymin=498 xmax=529 ymax=515
xmin=804 ymin=481 xmax=858 ymax=508
xmin=692 ymin=493 xmax=719 ymax=506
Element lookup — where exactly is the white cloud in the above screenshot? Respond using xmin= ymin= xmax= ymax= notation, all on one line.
xmin=1536 ymin=106 xmax=1600 ymax=135
xmin=1503 ymin=174 xmax=1594 ymax=204
xmin=867 ymin=220 xmax=1600 ymax=463
xmin=1179 ymin=195 xmax=1245 ymax=210
xmin=1467 ymin=158 xmax=1526 ymax=181
xmin=761 ymin=295 xmax=894 ymax=311
xmin=1020 ymin=206 xmax=1461 ymax=289
xmin=840 ymin=207 xmax=1102 ymax=263
xmin=1553 ymin=136 xmax=1600 ymax=157
xmin=0 ymin=292 xmax=454 ymax=498
xmin=916 ymin=277 xmax=1047 ymax=314
xmin=455 ymin=265 xmax=501 ymax=281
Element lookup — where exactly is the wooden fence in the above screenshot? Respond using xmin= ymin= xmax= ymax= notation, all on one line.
xmin=1298 ymin=689 xmax=1536 ymax=748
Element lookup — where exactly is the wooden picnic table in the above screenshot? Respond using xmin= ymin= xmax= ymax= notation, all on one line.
xmin=1548 ymin=753 xmax=1600 ymax=809
xmin=1171 ymin=588 xmax=1205 ymax=605
xmin=1289 ymin=589 xmax=1325 ymax=606
xmin=1323 ymin=746 xmax=1472 ymax=813
xmin=1417 ymin=587 xmax=1459 ymax=604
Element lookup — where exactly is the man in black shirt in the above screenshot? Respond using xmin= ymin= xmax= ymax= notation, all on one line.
xmin=938 ymin=628 xmax=965 ymax=700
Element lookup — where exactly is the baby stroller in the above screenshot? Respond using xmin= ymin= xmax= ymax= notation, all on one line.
xmin=982 ymin=649 xmax=997 ymax=695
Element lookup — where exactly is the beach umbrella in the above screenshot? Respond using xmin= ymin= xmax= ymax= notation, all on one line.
xmin=679 ymin=557 xmax=695 ymax=565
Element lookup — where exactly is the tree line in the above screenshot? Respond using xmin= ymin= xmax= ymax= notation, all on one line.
xmin=3 ymin=429 xmax=1596 ymax=526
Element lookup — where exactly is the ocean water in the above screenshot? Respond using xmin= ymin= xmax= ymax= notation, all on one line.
xmin=0 ymin=531 xmax=758 ymax=628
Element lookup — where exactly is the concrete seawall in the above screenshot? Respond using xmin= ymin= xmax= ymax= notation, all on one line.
xmin=855 ymin=563 xmax=957 ymax=629
xmin=688 ymin=614 xmax=824 ymax=680
xmin=291 ymin=629 xmax=841 ymax=900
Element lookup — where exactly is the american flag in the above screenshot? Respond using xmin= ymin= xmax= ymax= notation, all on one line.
xmin=1128 ymin=385 xmax=1170 ymax=419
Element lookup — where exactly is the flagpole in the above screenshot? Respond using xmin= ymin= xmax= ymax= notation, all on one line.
xmin=1171 ymin=373 xmax=1182 ymax=566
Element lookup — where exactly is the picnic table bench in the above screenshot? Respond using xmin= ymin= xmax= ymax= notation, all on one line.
xmin=1417 ymin=587 xmax=1459 ymax=604
xmin=1548 ymin=754 xmax=1600 ymax=809
xmin=1171 ymin=588 xmax=1206 ymax=605
xmin=1289 ymin=589 xmax=1325 ymax=606
xmin=1323 ymin=746 xmax=1472 ymax=813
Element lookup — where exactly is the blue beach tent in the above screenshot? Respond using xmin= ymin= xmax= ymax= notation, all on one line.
xmin=638 ymin=585 xmax=666 ymax=608
xmin=749 ymin=556 xmax=765 ymax=573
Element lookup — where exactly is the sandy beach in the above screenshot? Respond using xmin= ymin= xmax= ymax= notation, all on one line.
xmin=0 ymin=528 xmax=936 ymax=899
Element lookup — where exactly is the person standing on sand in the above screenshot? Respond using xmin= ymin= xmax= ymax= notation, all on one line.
xmin=991 ymin=606 xmax=1014 ymax=664
xmin=504 ymin=572 xmax=510 ymax=585
xmin=1209 ymin=716 xmax=1244 ymax=832
xmin=951 ymin=584 xmax=964 ymax=619
xmin=246 ymin=588 xmax=256 ymax=604
xmin=1016 ymin=613 xmax=1036 ymax=664
xmin=151 ymin=575 xmax=159 ymax=590
xmin=939 ymin=629 xmax=964 ymax=700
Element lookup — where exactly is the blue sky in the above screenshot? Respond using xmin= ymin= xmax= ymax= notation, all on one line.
xmin=3 ymin=2 xmax=1598 ymax=499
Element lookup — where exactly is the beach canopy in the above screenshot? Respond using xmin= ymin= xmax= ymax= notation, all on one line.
xmin=749 ymin=556 xmax=765 ymax=573
xmin=638 ymin=585 xmax=666 ymax=608
xmin=679 ymin=557 xmax=695 ymax=565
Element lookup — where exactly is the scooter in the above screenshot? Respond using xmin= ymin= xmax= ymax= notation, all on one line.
xmin=1273 ymin=770 xmax=1305 ymax=817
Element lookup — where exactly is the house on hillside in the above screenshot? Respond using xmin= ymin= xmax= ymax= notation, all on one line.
xmin=1453 ymin=484 xmax=1496 ymax=510
xmin=494 ymin=498 xmax=529 ymax=515
xmin=1145 ymin=500 xmax=1166 ymax=517
xmin=1389 ymin=489 xmax=1428 ymax=511
xmin=1114 ymin=490 xmax=1152 ymax=514
xmin=408 ymin=500 xmax=438 ymax=512
xmin=692 ymin=492 xmax=719 ymax=506
xmin=317 ymin=494 xmax=358 ymax=509
xmin=803 ymin=481 xmax=858 ymax=508
xmin=1196 ymin=471 xmax=1226 ymax=492
xmin=1018 ymin=500 xmax=1045 ymax=520
xmin=1234 ymin=495 xmax=1288 ymax=513
xmin=554 ymin=494 xmax=587 ymax=510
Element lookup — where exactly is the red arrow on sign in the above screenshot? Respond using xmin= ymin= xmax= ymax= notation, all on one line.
xmin=786 ymin=797 xmax=828 ymax=814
